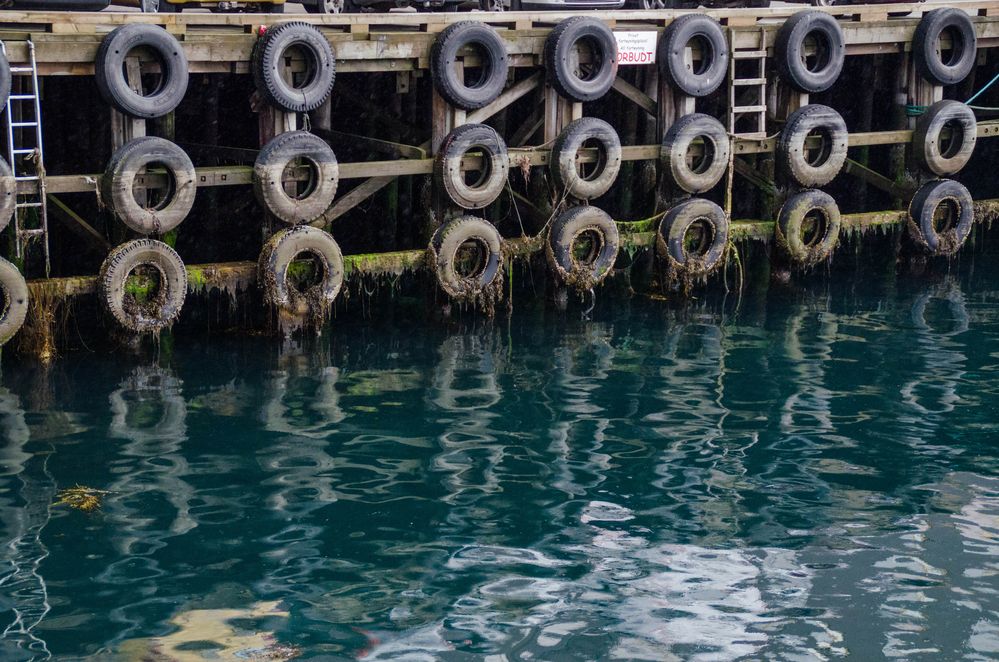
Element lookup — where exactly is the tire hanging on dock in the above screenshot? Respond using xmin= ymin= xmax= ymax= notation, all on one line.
xmin=913 ymin=8 xmax=977 ymax=86
xmin=431 ymin=22 xmax=509 ymax=111
xmin=0 ymin=46 xmax=11 ymax=114
xmin=661 ymin=113 xmax=730 ymax=194
xmin=657 ymin=198 xmax=729 ymax=278
xmin=253 ymin=131 xmax=339 ymax=225
xmin=907 ymin=179 xmax=974 ymax=257
xmin=776 ymin=189 xmax=842 ymax=267
xmin=658 ymin=14 xmax=728 ymax=97
xmin=544 ymin=17 xmax=618 ymax=103
xmin=99 ymin=238 xmax=188 ymax=334
xmin=435 ymin=123 xmax=509 ymax=209
xmin=103 ymin=136 xmax=197 ymax=235
xmin=775 ymin=11 xmax=845 ymax=94
xmin=550 ymin=118 xmax=622 ymax=201
xmin=913 ymin=100 xmax=977 ymax=177
xmin=252 ymin=22 xmax=336 ymax=113
xmin=0 ymin=156 xmax=15 ymax=234
xmin=258 ymin=225 xmax=344 ymax=323
xmin=428 ymin=216 xmax=503 ymax=301
xmin=95 ymin=24 xmax=189 ymax=119
xmin=546 ymin=205 xmax=620 ymax=291
xmin=0 ymin=257 xmax=28 ymax=346
xmin=778 ymin=104 xmax=848 ymax=188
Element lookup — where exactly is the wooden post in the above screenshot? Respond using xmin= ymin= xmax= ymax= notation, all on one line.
xmin=110 ymin=55 xmax=147 ymax=151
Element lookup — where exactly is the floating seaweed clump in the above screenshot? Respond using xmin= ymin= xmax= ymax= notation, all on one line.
xmin=53 ymin=485 xmax=112 ymax=512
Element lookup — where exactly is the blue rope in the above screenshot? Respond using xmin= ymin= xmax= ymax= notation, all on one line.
xmin=966 ymin=70 xmax=999 ymax=105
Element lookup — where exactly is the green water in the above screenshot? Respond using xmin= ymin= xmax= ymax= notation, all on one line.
xmin=2 ymin=268 xmax=999 ymax=660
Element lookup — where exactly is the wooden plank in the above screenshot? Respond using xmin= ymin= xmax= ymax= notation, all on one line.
xmin=611 ymin=76 xmax=657 ymax=117
xmin=466 ymin=72 xmax=543 ymax=124
xmin=46 ymin=194 xmax=111 ymax=251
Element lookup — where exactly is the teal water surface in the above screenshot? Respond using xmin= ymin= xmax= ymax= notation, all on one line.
xmin=1 ymin=269 xmax=999 ymax=660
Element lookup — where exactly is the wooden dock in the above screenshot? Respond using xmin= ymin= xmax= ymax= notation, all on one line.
xmin=0 ymin=2 xmax=997 ymax=351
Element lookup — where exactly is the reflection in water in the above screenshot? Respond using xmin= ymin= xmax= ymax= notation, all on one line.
xmin=0 ymin=388 xmax=52 ymax=660
xmin=1 ymin=269 xmax=999 ymax=659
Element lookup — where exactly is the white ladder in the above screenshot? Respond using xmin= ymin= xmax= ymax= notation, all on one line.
xmin=3 ymin=40 xmax=49 ymax=275
xmin=727 ymin=27 xmax=768 ymax=140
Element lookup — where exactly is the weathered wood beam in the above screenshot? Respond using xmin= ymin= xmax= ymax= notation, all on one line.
xmin=612 ymin=76 xmax=657 ymax=117
xmin=46 ymin=195 xmax=111 ymax=252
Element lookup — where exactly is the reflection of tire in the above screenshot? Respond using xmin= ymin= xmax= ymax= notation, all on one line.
xmin=99 ymin=239 xmax=188 ymax=333
xmin=96 ymin=24 xmax=189 ymax=119
xmin=103 ymin=137 xmax=197 ymax=235
xmin=435 ymin=123 xmax=509 ymax=210
xmin=777 ymin=104 xmax=847 ymax=188
xmin=431 ymin=22 xmax=509 ymax=111
xmin=546 ymin=205 xmax=619 ymax=290
xmin=907 ymin=179 xmax=974 ymax=257
xmin=429 ymin=216 xmax=503 ymax=299
xmin=544 ymin=17 xmax=618 ymax=103
xmin=0 ymin=258 xmax=28 ymax=346
xmin=550 ymin=118 xmax=621 ymax=200
xmin=252 ymin=22 xmax=336 ymax=113
xmin=913 ymin=100 xmax=977 ymax=177
xmin=253 ymin=131 xmax=339 ymax=225
xmin=657 ymin=198 xmax=728 ymax=276
xmin=913 ymin=8 xmax=977 ymax=86
xmin=661 ymin=113 xmax=730 ymax=194
xmin=0 ymin=156 xmax=14 ymax=234
xmin=658 ymin=14 xmax=728 ymax=97
xmin=776 ymin=189 xmax=841 ymax=266
xmin=108 ymin=366 xmax=187 ymax=444
xmin=775 ymin=11 xmax=845 ymax=93
xmin=258 ymin=225 xmax=344 ymax=318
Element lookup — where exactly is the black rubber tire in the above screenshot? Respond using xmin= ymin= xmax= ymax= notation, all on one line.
xmin=544 ymin=17 xmax=618 ymax=103
xmin=550 ymin=117 xmax=622 ymax=201
xmin=103 ymin=136 xmax=197 ymax=235
xmin=435 ymin=123 xmax=509 ymax=210
xmin=98 ymin=238 xmax=187 ymax=334
xmin=0 ymin=257 xmax=28 ymax=346
xmin=778 ymin=104 xmax=848 ymax=188
xmin=908 ymin=178 xmax=974 ymax=257
xmin=431 ymin=22 xmax=509 ymax=111
xmin=658 ymin=14 xmax=728 ymax=97
xmin=429 ymin=216 xmax=503 ymax=299
xmin=913 ymin=100 xmax=977 ymax=177
xmin=546 ymin=205 xmax=620 ymax=290
xmin=776 ymin=189 xmax=841 ymax=266
xmin=775 ymin=11 xmax=845 ymax=94
xmin=661 ymin=112 xmax=730 ymax=194
xmin=95 ymin=24 xmax=189 ymax=119
xmin=158 ymin=0 xmax=180 ymax=11
xmin=0 ymin=40 xmax=10 ymax=114
xmin=258 ymin=225 xmax=345 ymax=317
xmin=253 ymin=131 xmax=339 ymax=225
xmin=657 ymin=197 xmax=729 ymax=276
xmin=0 ymin=157 xmax=15 ymax=234
xmin=252 ymin=22 xmax=336 ymax=113
xmin=913 ymin=8 xmax=977 ymax=86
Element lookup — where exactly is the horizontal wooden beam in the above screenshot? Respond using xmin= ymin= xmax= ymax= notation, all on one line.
xmin=28 ymin=200 xmax=995 ymax=302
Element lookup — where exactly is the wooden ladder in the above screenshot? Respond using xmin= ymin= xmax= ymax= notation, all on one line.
xmin=3 ymin=40 xmax=49 ymax=275
xmin=727 ymin=27 xmax=768 ymax=140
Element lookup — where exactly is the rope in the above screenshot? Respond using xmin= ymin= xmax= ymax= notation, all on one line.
xmin=905 ymin=104 xmax=927 ymax=117
xmin=966 ymin=70 xmax=999 ymax=105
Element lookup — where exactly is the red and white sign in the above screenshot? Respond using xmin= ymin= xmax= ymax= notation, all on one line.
xmin=614 ymin=31 xmax=658 ymax=66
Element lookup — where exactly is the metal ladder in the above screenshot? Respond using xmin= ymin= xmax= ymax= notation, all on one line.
xmin=727 ymin=27 xmax=769 ymax=140
xmin=3 ymin=40 xmax=49 ymax=275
